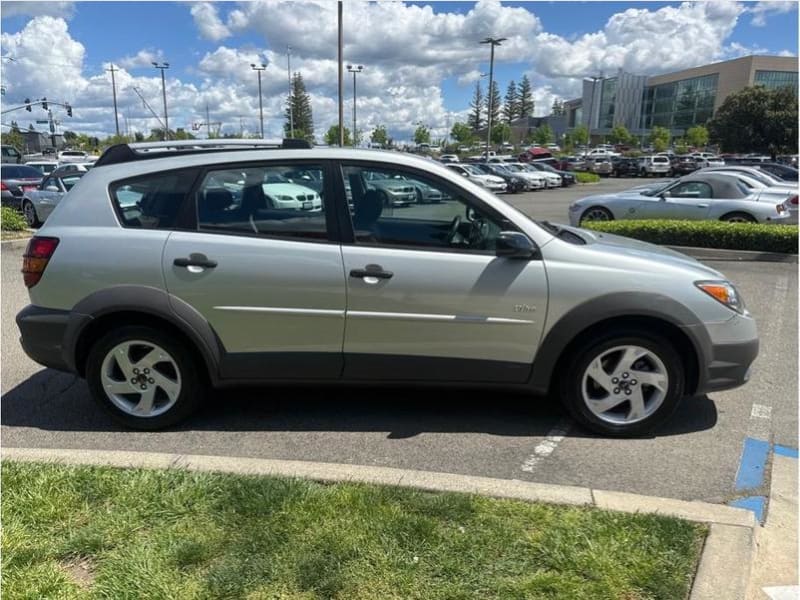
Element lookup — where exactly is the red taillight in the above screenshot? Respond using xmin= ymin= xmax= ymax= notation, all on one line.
xmin=22 ymin=236 xmax=59 ymax=288
xmin=0 ymin=182 xmax=7 ymax=191
xmin=790 ymin=195 xmax=798 ymax=206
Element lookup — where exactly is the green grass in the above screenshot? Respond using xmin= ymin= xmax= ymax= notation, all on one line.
xmin=575 ymin=172 xmax=601 ymax=183
xmin=1 ymin=206 xmax=27 ymax=231
xmin=582 ymin=219 xmax=798 ymax=254
xmin=2 ymin=462 xmax=706 ymax=599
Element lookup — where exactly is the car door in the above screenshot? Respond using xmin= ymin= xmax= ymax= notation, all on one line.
xmin=158 ymin=160 xmax=347 ymax=380
xmin=34 ymin=176 xmax=61 ymax=219
xmin=337 ymin=161 xmax=547 ymax=383
xmin=635 ymin=181 xmax=712 ymax=220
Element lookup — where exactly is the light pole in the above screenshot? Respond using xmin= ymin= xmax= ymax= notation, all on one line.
xmin=585 ymin=75 xmax=602 ymax=146
xmin=106 ymin=64 xmax=120 ymax=137
xmin=480 ymin=37 xmax=505 ymax=156
xmin=250 ymin=63 xmax=267 ymax=138
xmin=347 ymin=64 xmax=363 ymax=147
xmin=152 ymin=62 xmax=170 ymax=140
xmin=337 ymin=0 xmax=344 ymax=146
xmin=287 ymin=45 xmax=294 ymax=138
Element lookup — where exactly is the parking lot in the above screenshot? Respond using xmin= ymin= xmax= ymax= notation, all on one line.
xmin=2 ymin=177 xmax=795 ymax=506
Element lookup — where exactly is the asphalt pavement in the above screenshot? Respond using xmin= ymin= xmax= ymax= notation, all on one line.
xmin=2 ymin=177 xmax=796 ymax=504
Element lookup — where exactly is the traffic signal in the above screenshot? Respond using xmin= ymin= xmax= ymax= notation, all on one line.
xmin=24 ymin=98 xmax=31 ymax=112
xmin=65 ymin=103 xmax=72 ymax=117
xmin=41 ymin=97 xmax=47 ymax=110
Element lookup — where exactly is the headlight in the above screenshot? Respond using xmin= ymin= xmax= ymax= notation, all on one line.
xmin=695 ymin=281 xmax=746 ymax=314
xmin=276 ymin=195 xmax=294 ymax=201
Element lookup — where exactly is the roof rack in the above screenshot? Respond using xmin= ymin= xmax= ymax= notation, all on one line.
xmin=94 ymin=138 xmax=312 ymax=167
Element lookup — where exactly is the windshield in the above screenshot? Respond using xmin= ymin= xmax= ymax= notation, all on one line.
xmin=1 ymin=165 xmax=42 ymax=179
xmin=462 ymin=164 xmax=483 ymax=175
xmin=506 ymin=164 xmax=524 ymax=172
xmin=640 ymin=181 xmax=673 ymax=196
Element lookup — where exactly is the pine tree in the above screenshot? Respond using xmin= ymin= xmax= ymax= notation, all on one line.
xmin=551 ymin=98 xmax=564 ymax=116
xmin=485 ymin=80 xmax=501 ymax=128
xmin=285 ymin=73 xmax=314 ymax=142
xmin=467 ymin=81 xmax=484 ymax=132
xmin=502 ymin=80 xmax=518 ymax=124
xmin=518 ymin=75 xmax=534 ymax=118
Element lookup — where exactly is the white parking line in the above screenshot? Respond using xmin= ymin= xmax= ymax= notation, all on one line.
xmin=520 ymin=419 xmax=571 ymax=473
xmin=751 ymin=404 xmax=773 ymax=420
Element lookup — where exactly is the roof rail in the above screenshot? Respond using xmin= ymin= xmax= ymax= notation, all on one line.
xmin=94 ymin=138 xmax=312 ymax=167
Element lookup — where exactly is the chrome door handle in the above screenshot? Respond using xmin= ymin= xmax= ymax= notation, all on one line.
xmin=174 ymin=253 xmax=217 ymax=269
xmin=349 ymin=264 xmax=393 ymax=281
xmin=697 ymin=204 xmax=709 ymax=208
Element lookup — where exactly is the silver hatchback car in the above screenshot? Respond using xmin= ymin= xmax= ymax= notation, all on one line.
xmin=17 ymin=140 xmax=759 ymax=435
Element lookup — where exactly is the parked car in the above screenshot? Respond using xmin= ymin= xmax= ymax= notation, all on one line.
xmin=584 ymin=148 xmax=620 ymax=158
xmin=1 ymin=144 xmax=23 ymax=164
xmin=699 ymin=166 xmax=797 ymax=195
xmin=24 ymin=160 xmax=60 ymax=176
xmin=446 ymin=163 xmax=507 ymax=193
xmin=16 ymin=139 xmax=758 ymax=436
xmin=57 ymin=149 xmax=89 ymax=163
xmin=672 ymin=156 xmax=700 ymax=176
xmin=610 ymin=157 xmax=640 ymax=177
xmin=1 ymin=164 xmax=43 ymax=210
xmin=363 ymin=170 xmax=418 ymax=206
xmin=562 ymin=156 xmax=587 ymax=171
xmin=530 ymin=161 xmax=576 ymax=186
xmin=694 ymin=156 xmax=725 ymax=168
xmin=502 ymin=163 xmax=546 ymax=190
xmin=21 ymin=172 xmax=84 ymax=226
xmin=639 ymin=155 xmax=672 ymax=177
xmin=586 ymin=157 xmax=613 ymax=176
xmin=439 ymin=154 xmax=459 ymax=163
xmin=520 ymin=163 xmax=561 ymax=188
xmin=754 ymin=163 xmax=798 ymax=182
xmin=570 ymin=172 xmax=791 ymax=226
xmin=472 ymin=163 xmax=527 ymax=193
xmin=52 ymin=162 xmax=93 ymax=177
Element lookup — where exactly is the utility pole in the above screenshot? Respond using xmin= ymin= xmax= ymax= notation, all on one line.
xmin=107 ymin=64 xmax=120 ymax=137
xmin=337 ymin=0 xmax=344 ymax=146
xmin=250 ymin=63 xmax=267 ymax=138
xmin=347 ymin=65 xmax=363 ymax=148
xmin=206 ymin=103 xmax=211 ymax=139
xmin=480 ymin=37 xmax=506 ymax=156
xmin=152 ymin=62 xmax=170 ymax=140
xmin=287 ymin=45 xmax=294 ymax=138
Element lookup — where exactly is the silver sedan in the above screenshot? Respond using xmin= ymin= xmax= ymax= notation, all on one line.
xmin=21 ymin=172 xmax=84 ymax=227
xmin=569 ymin=172 xmax=794 ymax=226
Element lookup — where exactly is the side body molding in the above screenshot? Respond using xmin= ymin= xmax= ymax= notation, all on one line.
xmin=65 ymin=285 xmax=223 ymax=381
xmin=528 ymin=292 xmax=712 ymax=394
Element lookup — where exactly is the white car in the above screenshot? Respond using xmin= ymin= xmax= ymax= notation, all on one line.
xmin=520 ymin=163 xmax=561 ymax=188
xmin=446 ymin=163 xmax=508 ymax=193
xmin=24 ymin=160 xmax=59 ymax=176
xmin=439 ymin=154 xmax=459 ymax=163
xmin=639 ymin=156 xmax=672 ymax=176
xmin=52 ymin=162 xmax=94 ymax=176
xmin=503 ymin=163 xmax=547 ymax=190
xmin=694 ymin=156 xmax=725 ymax=168
xmin=57 ymin=150 xmax=89 ymax=163
xmin=584 ymin=148 xmax=621 ymax=158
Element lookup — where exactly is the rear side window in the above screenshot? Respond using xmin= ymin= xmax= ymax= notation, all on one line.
xmin=2 ymin=165 xmax=41 ymax=178
xmin=110 ymin=169 xmax=197 ymax=229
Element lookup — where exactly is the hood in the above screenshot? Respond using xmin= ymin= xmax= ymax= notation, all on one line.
xmin=476 ymin=174 xmax=504 ymax=183
xmin=561 ymin=225 xmax=725 ymax=278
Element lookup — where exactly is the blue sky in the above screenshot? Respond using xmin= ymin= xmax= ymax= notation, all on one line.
xmin=1 ymin=1 xmax=797 ymax=140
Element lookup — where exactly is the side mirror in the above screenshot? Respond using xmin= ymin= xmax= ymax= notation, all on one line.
xmin=496 ymin=231 xmax=537 ymax=259
xmin=45 ymin=185 xmax=60 ymax=192
xmin=659 ymin=191 xmax=671 ymax=200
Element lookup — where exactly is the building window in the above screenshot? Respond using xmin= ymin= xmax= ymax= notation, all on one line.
xmin=754 ymin=70 xmax=798 ymax=94
xmin=641 ymin=73 xmax=719 ymax=131
xmin=598 ymin=78 xmax=617 ymax=129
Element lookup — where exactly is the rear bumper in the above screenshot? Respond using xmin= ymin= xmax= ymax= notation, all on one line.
xmin=16 ymin=305 xmax=76 ymax=373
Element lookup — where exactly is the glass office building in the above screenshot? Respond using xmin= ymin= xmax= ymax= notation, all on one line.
xmin=753 ymin=70 xmax=798 ymax=92
xmin=640 ymin=74 xmax=718 ymax=130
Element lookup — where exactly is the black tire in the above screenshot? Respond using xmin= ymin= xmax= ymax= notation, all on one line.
xmin=558 ymin=330 xmax=685 ymax=436
xmin=579 ymin=206 xmax=613 ymax=224
xmin=22 ymin=200 xmax=40 ymax=227
xmin=720 ymin=212 xmax=757 ymax=223
xmin=85 ymin=325 xmax=206 ymax=430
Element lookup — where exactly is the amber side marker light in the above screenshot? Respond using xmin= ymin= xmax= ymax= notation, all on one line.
xmin=22 ymin=236 xmax=59 ymax=288
xmin=695 ymin=281 xmax=744 ymax=313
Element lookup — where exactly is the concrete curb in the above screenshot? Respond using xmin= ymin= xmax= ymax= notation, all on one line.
xmin=2 ymin=446 xmax=756 ymax=599
xmin=667 ymin=245 xmax=798 ymax=263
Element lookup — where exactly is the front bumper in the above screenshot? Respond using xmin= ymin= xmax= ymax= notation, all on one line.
xmin=701 ymin=337 xmax=759 ymax=393
xmin=16 ymin=305 xmax=77 ymax=373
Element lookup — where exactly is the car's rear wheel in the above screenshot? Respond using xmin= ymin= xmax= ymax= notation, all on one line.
xmin=721 ymin=212 xmax=757 ymax=223
xmin=559 ymin=331 xmax=684 ymax=436
xmin=22 ymin=200 xmax=40 ymax=227
xmin=86 ymin=326 xmax=205 ymax=430
xmin=579 ymin=206 xmax=613 ymax=224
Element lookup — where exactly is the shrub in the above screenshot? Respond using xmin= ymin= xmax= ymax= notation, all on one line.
xmin=1 ymin=207 xmax=27 ymax=231
xmin=575 ymin=172 xmax=600 ymax=184
xmin=581 ymin=219 xmax=798 ymax=254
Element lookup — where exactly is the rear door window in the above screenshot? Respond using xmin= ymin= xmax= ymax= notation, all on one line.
xmin=110 ymin=169 xmax=198 ymax=229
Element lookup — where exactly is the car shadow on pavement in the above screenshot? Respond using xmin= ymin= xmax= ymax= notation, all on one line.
xmin=2 ymin=369 xmax=717 ymax=439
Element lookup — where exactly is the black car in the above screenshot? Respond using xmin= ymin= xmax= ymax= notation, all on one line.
xmin=472 ymin=163 xmax=526 ymax=193
xmin=672 ymin=156 xmax=700 ymax=176
xmin=756 ymin=163 xmax=798 ymax=182
xmin=610 ymin=157 xmax=640 ymax=177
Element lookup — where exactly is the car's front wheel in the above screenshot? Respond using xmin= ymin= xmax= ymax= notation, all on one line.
xmin=22 ymin=200 xmax=40 ymax=227
xmin=721 ymin=212 xmax=757 ymax=224
xmin=579 ymin=206 xmax=613 ymax=224
xmin=86 ymin=326 xmax=206 ymax=430
xmin=559 ymin=331 xmax=684 ymax=436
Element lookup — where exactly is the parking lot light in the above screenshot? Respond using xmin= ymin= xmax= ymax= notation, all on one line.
xmin=480 ymin=37 xmax=506 ymax=157
xmin=250 ymin=63 xmax=267 ymax=139
xmin=347 ymin=64 xmax=363 ymax=148
xmin=152 ymin=62 xmax=170 ymax=140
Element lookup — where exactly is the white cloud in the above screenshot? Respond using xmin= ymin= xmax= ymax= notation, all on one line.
xmin=118 ymin=49 xmax=166 ymax=70
xmin=1 ymin=1 xmax=74 ymax=20
xmin=457 ymin=70 xmax=484 ymax=86
xmin=190 ymin=2 xmax=231 ymax=41
xmin=748 ymin=0 xmax=797 ymax=26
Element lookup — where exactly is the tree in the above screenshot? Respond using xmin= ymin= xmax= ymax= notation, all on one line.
xmin=609 ymin=125 xmax=632 ymax=145
xmin=533 ymin=124 xmax=554 ymax=146
xmin=551 ymin=98 xmax=565 ymax=116
xmin=517 ymin=75 xmax=534 ymax=118
xmin=570 ymin=124 xmax=589 ymax=146
xmin=491 ymin=122 xmax=511 ymax=144
xmin=0 ymin=121 xmax=24 ymax=152
xmin=685 ymin=125 xmax=709 ymax=149
xmin=468 ymin=81 xmax=484 ymax=131
xmin=285 ymin=73 xmax=315 ymax=142
xmin=370 ymin=124 xmax=388 ymax=147
xmin=173 ymin=128 xmax=195 ymax=140
xmin=324 ymin=124 xmax=351 ymax=146
xmin=414 ymin=124 xmax=431 ymax=145
xmin=650 ymin=126 xmax=671 ymax=152
xmin=450 ymin=121 xmax=474 ymax=145
xmin=502 ymin=80 xmax=518 ymax=124
xmin=485 ymin=80 xmax=501 ymax=129
xmin=709 ymin=86 xmax=798 ymax=156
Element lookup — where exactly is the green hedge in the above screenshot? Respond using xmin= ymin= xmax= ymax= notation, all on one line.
xmin=1 ymin=207 xmax=27 ymax=231
xmin=575 ymin=172 xmax=600 ymax=183
xmin=582 ymin=219 xmax=798 ymax=254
